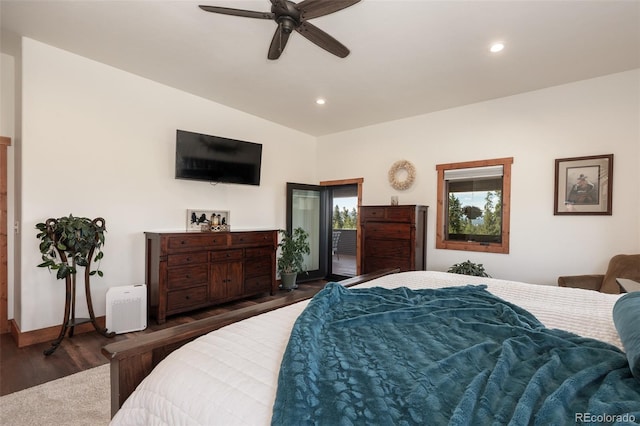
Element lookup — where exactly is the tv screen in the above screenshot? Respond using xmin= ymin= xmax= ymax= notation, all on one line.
xmin=175 ymin=130 xmax=262 ymax=186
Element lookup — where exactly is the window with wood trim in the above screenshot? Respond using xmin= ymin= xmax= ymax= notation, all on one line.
xmin=436 ymin=157 xmax=513 ymax=254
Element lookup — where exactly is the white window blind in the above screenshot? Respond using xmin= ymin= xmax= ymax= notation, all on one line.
xmin=444 ymin=165 xmax=503 ymax=181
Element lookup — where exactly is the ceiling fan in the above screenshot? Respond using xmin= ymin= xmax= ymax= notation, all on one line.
xmin=199 ymin=0 xmax=361 ymax=60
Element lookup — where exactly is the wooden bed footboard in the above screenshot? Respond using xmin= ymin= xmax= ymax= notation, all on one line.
xmin=102 ymin=268 xmax=399 ymax=417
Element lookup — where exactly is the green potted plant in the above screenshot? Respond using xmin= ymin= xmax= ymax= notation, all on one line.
xmin=35 ymin=214 xmax=113 ymax=355
xmin=36 ymin=214 xmax=106 ymax=279
xmin=447 ymin=260 xmax=491 ymax=277
xmin=277 ymin=227 xmax=311 ymax=290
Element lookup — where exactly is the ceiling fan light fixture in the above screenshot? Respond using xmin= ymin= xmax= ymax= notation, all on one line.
xmin=316 ymin=98 xmax=326 ymax=105
xmin=199 ymin=0 xmax=361 ymax=59
xmin=490 ymin=42 xmax=505 ymax=53
xmin=279 ymin=17 xmax=297 ymax=34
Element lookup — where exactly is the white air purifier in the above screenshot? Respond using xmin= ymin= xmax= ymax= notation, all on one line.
xmin=106 ymin=284 xmax=147 ymax=334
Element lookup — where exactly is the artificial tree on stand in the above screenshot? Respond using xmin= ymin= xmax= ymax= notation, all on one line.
xmin=36 ymin=214 xmax=114 ymax=355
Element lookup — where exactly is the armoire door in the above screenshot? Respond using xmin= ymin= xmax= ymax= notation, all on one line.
xmin=0 ymin=136 xmax=11 ymax=334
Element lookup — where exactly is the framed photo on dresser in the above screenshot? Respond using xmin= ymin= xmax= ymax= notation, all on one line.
xmin=186 ymin=209 xmax=230 ymax=231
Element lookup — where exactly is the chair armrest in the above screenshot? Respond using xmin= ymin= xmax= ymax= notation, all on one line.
xmin=557 ymin=274 xmax=604 ymax=291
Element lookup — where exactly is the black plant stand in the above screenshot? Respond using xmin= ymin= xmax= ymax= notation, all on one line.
xmin=43 ymin=218 xmax=115 ymax=356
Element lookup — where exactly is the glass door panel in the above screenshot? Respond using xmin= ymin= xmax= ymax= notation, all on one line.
xmin=292 ymin=189 xmax=320 ymax=271
xmin=286 ymin=183 xmax=329 ymax=281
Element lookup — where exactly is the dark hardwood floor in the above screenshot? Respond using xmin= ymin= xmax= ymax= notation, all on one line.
xmin=0 ymin=280 xmax=327 ymax=396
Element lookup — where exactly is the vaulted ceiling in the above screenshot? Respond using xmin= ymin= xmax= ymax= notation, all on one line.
xmin=2 ymin=0 xmax=639 ymax=136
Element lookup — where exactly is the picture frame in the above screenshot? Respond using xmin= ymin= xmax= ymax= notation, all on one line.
xmin=186 ymin=209 xmax=231 ymax=231
xmin=554 ymin=154 xmax=613 ymax=215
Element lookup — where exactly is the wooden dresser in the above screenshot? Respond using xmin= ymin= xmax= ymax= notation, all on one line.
xmin=360 ymin=205 xmax=428 ymax=274
xmin=145 ymin=230 xmax=277 ymax=323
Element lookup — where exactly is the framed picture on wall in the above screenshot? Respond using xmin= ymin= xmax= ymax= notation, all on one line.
xmin=554 ymin=154 xmax=613 ymax=215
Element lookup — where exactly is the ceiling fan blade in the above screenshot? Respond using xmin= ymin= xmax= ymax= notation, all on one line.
xmin=268 ymin=24 xmax=291 ymax=60
xmin=296 ymin=0 xmax=361 ymax=20
xmin=199 ymin=5 xmax=274 ymax=20
xmin=295 ymin=21 xmax=350 ymax=58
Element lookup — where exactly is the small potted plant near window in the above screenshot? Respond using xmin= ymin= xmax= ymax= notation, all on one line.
xmin=447 ymin=260 xmax=491 ymax=277
xmin=277 ymin=227 xmax=311 ymax=291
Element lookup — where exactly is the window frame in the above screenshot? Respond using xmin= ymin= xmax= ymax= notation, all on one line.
xmin=436 ymin=157 xmax=513 ymax=254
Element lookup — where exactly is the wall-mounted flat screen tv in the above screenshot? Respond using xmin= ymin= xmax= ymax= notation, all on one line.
xmin=175 ymin=130 xmax=262 ymax=186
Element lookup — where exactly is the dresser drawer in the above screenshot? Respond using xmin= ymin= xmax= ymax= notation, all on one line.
xmin=364 ymin=257 xmax=411 ymax=273
xmin=384 ymin=207 xmax=414 ymax=222
xmin=361 ymin=207 xmax=386 ymax=221
xmin=167 ymin=286 xmax=208 ymax=311
xmin=245 ymin=246 xmax=273 ymax=258
xmin=361 ymin=206 xmax=415 ymax=223
xmin=364 ymin=239 xmax=411 ymax=259
xmin=167 ymin=264 xmax=208 ymax=289
xmin=167 ymin=252 xmax=208 ymax=268
xmin=210 ymin=249 xmax=243 ymax=262
xmin=231 ymin=231 xmax=275 ymax=246
xmin=364 ymin=223 xmax=411 ymax=239
xmin=245 ymin=256 xmax=273 ymax=277
xmin=167 ymin=234 xmax=226 ymax=251
xmin=245 ymin=275 xmax=272 ymax=293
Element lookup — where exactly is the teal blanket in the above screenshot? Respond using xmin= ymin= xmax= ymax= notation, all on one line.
xmin=272 ymin=283 xmax=640 ymax=425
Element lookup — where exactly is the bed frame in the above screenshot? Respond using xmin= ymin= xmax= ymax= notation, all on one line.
xmin=102 ymin=268 xmax=399 ymax=417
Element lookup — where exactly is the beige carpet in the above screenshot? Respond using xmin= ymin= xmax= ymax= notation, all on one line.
xmin=0 ymin=364 xmax=110 ymax=426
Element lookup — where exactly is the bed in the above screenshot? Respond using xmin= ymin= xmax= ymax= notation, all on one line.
xmin=105 ymin=270 xmax=640 ymax=425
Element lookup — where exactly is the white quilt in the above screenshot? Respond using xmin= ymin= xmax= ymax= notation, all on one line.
xmin=111 ymin=271 xmax=623 ymax=425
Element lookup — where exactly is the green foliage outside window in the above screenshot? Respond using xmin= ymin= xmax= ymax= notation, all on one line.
xmin=332 ymin=205 xmax=358 ymax=229
xmin=448 ymin=190 xmax=502 ymax=238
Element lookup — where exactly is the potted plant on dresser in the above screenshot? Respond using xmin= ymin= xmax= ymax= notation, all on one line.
xmin=277 ymin=227 xmax=310 ymax=290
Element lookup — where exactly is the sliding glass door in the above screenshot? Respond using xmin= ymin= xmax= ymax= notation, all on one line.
xmin=286 ymin=183 xmax=330 ymax=281
xmin=286 ymin=181 xmax=361 ymax=282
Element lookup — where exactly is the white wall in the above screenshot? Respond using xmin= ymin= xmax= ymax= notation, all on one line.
xmin=18 ymin=38 xmax=317 ymax=332
xmin=9 ymin=36 xmax=640 ymax=332
xmin=317 ymin=70 xmax=640 ymax=285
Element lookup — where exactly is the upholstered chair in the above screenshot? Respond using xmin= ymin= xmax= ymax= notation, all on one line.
xmin=557 ymin=254 xmax=640 ymax=294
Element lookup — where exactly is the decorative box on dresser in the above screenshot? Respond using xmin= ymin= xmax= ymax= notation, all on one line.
xmin=360 ymin=205 xmax=428 ymax=274
xmin=145 ymin=230 xmax=277 ymax=324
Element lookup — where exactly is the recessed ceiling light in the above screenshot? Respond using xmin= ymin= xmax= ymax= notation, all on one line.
xmin=490 ymin=43 xmax=505 ymax=53
xmin=316 ymin=98 xmax=326 ymax=105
